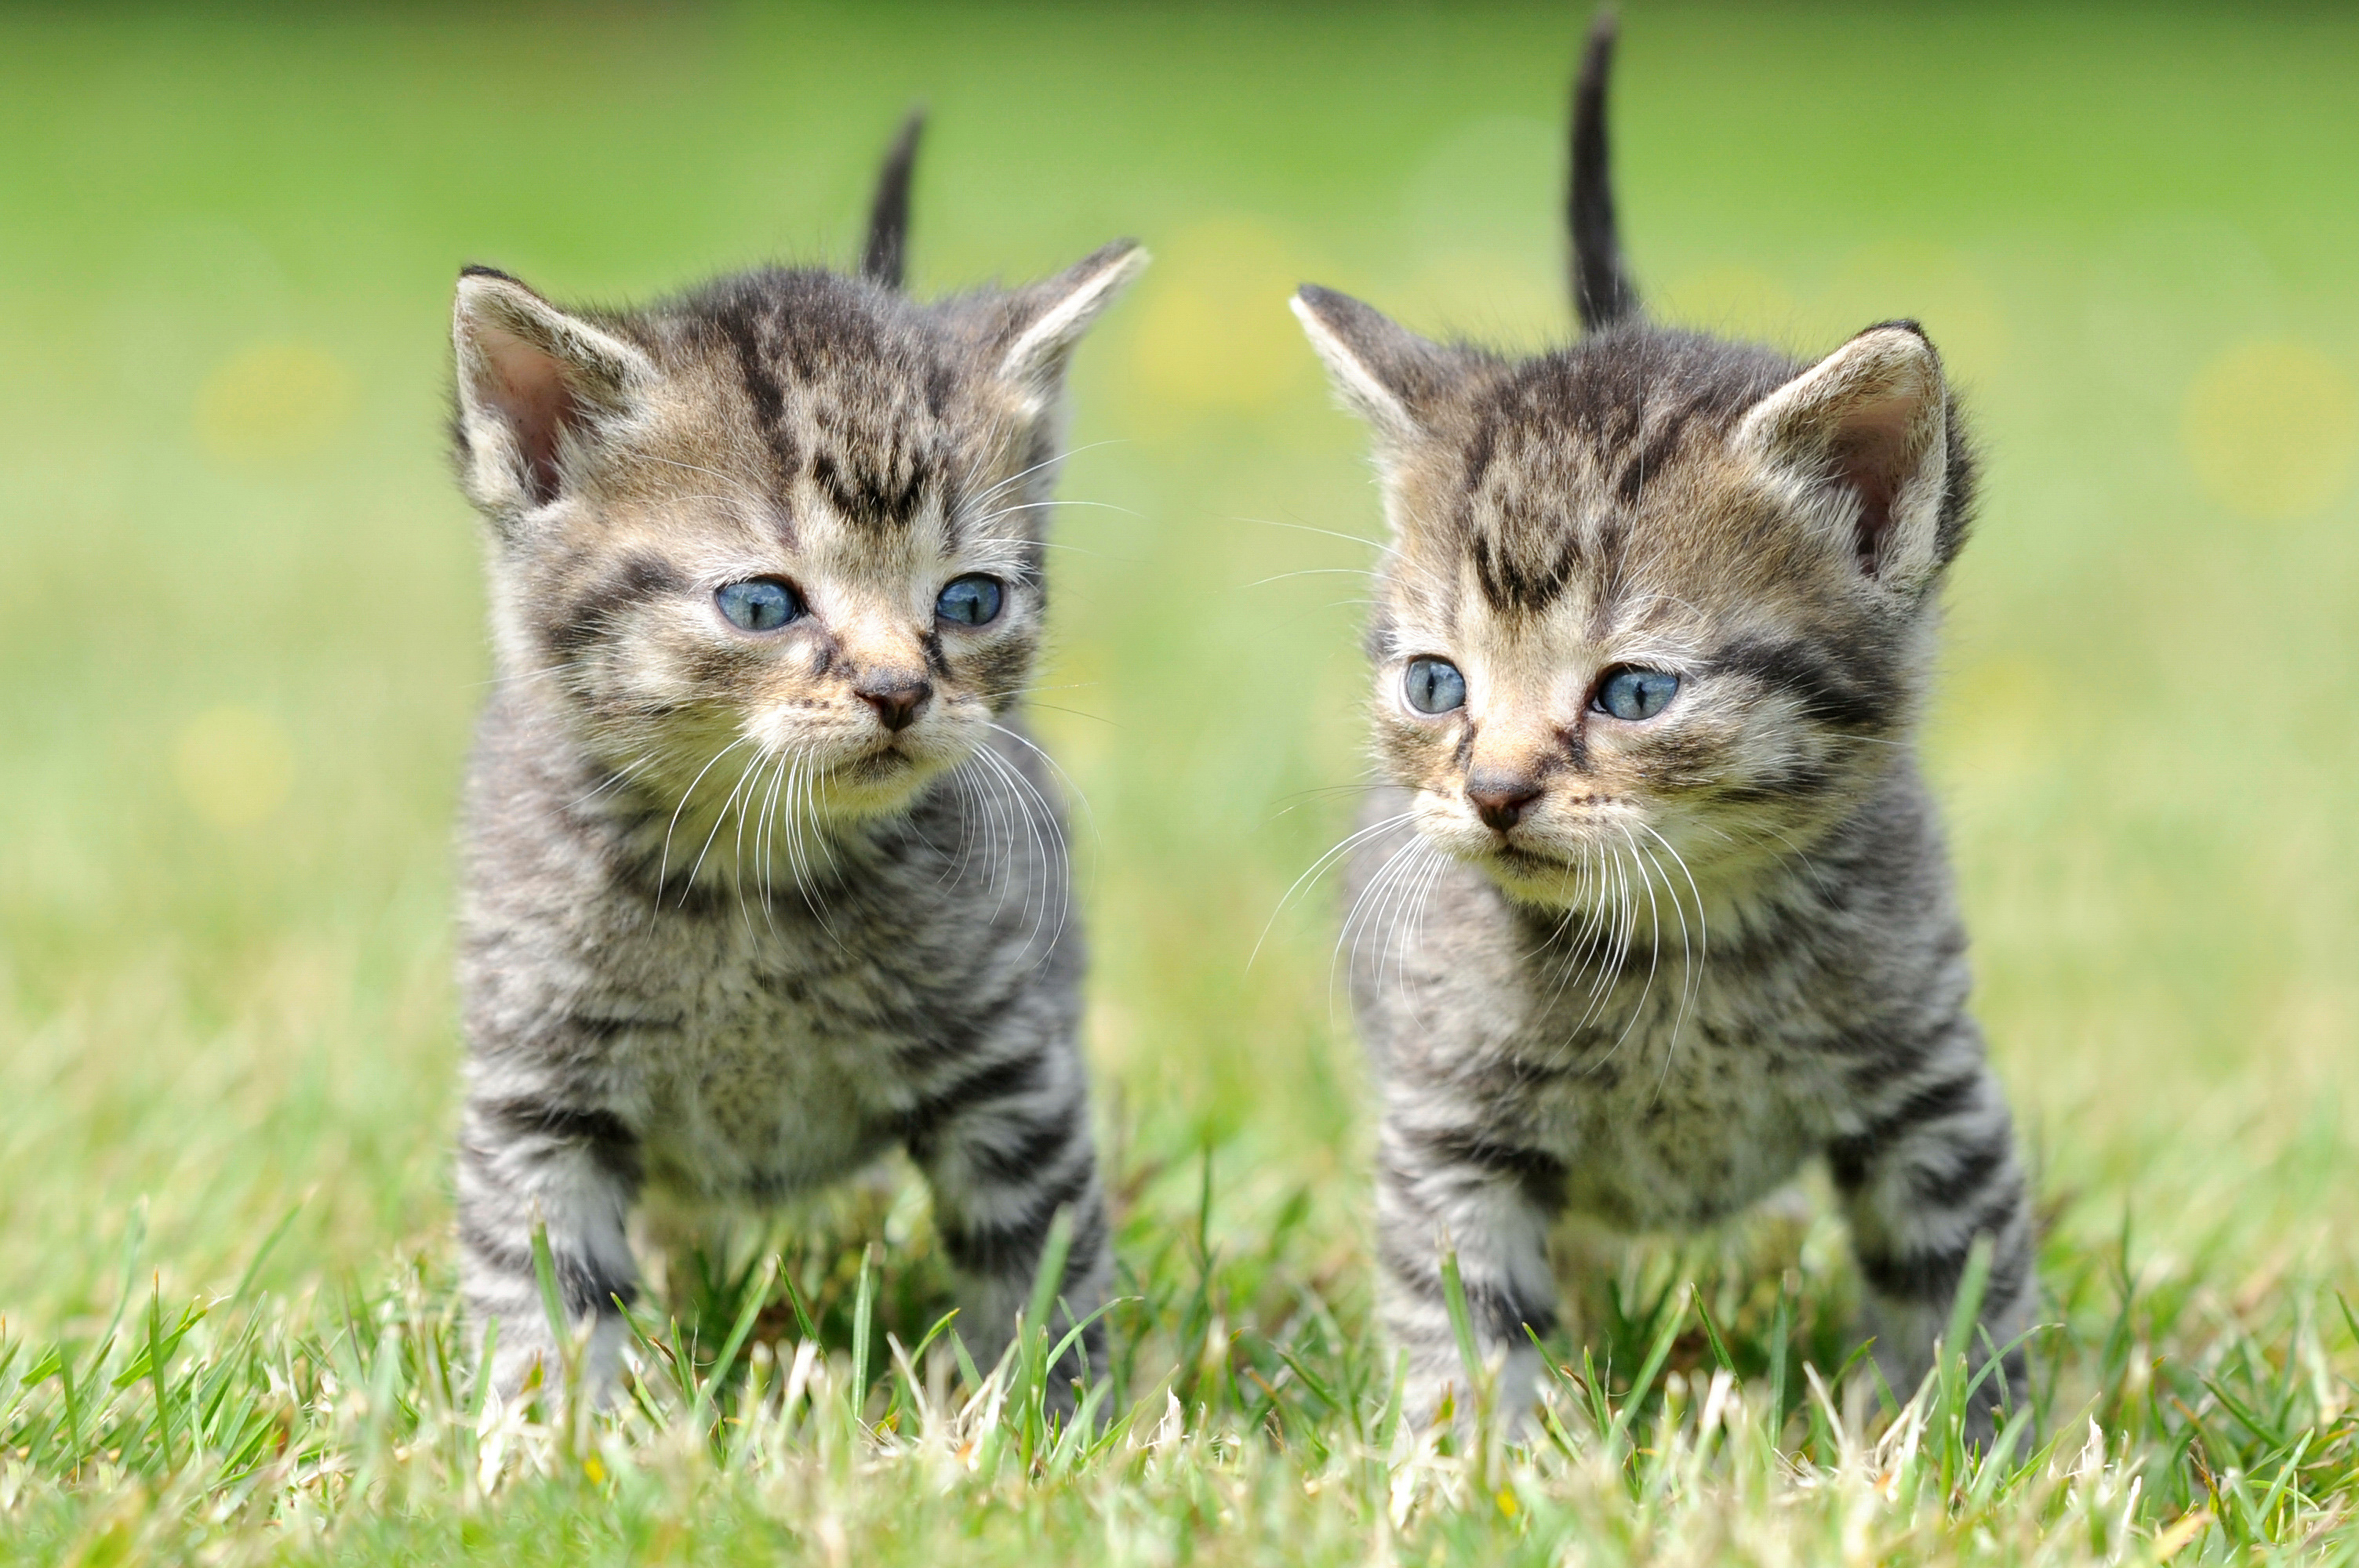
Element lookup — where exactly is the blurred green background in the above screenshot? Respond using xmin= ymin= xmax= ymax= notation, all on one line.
xmin=2 ymin=1 xmax=2355 ymax=1341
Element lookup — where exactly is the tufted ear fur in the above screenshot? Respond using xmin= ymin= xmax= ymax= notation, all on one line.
xmin=452 ymin=268 xmax=657 ymax=519
xmin=1290 ymin=285 xmax=1460 ymax=450
xmin=995 ymin=240 xmax=1150 ymax=414
xmin=1733 ymin=322 xmax=1951 ymax=592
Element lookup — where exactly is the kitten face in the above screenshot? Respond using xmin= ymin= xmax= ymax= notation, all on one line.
xmin=1297 ymin=293 xmax=1971 ymax=907
xmin=480 ymin=294 xmax=1052 ymax=823
xmin=453 ymin=248 xmax=1144 ymax=834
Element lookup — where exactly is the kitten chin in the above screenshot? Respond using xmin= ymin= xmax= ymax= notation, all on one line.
xmin=803 ymin=743 xmax=958 ymax=821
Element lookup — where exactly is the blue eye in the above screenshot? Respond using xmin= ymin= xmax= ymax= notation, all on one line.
xmin=1404 ymin=656 xmax=1466 ymax=715
xmin=715 ymin=579 xmax=801 ymax=632
xmin=1595 ymin=666 xmax=1679 ymax=721
xmin=936 ymin=574 xmax=1003 ymax=627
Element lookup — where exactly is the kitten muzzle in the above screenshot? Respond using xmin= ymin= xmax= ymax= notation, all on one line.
xmin=1465 ymin=772 xmax=1545 ymax=832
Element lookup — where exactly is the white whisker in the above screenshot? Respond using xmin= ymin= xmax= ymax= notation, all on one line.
xmin=655 ymin=736 xmax=753 ymax=914
xmin=684 ymin=744 xmax=767 ymax=895
xmin=984 ymin=721 xmax=1097 ymax=852
xmin=1333 ymin=836 xmax=1430 ymax=1013
xmin=1251 ymin=811 xmax=1421 ymax=970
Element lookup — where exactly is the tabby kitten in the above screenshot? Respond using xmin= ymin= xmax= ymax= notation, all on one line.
xmin=1292 ymin=20 xmax=2033 ymax=1432
xmin=449 ymin=116 xmax=1146 ymax=1401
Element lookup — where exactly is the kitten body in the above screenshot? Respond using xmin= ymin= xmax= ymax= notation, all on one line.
xmin=448 ymin=120 xmax=1146 ymax=1399
xmin=1297 ymin=21 xmax=2032 ymax=1431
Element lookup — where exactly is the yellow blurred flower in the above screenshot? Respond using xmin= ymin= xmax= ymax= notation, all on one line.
xmin=2181 ymin=338 xmax=2359 ymax=519
xmin=194 ymin=340 xmax=357 ymax=467
xmin=173 ymin=705 xmax=293 ymax=829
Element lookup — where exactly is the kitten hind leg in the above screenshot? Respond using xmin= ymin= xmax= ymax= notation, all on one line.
xmin=1830 ymin=1056 xmax=2036 ymax=1443
xmin=456 ymin=1092 xmax=642 ymax=1405
xmin=1376 ymin=1115 xmax=1563 ymax=1435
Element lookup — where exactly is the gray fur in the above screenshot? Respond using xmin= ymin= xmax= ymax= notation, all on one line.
xmin=446 ymin=132 xmax=1146 ymax=1404
xmin=1295 ymin=19 xmax=2032 ymax=1435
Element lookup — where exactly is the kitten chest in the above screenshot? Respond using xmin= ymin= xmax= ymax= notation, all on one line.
xmin=1518 ymin=971 xmax=1850 ymax=1230
xmin=613 ymin=931 xmax=922 ymax=1202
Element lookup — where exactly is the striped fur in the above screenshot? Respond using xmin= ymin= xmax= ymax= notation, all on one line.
xmin=1293 ymin=16 xmax=2032 ymax=1436
xmin=446 ymin=124 xmax=1146 ymax=1405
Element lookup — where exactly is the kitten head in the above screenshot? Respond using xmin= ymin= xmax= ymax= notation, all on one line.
xmin=449 ymin=132 xmax=1144 ymax=839
xmin=1291 ymin=14 xmax=1973 ymax=912
xmin=1295 ymin=294 xmax=1969 ymax=906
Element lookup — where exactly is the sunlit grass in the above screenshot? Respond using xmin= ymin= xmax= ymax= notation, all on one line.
xmin=2 ymin=3 xmax=2356 ymax=1562
xmin=6 ymin=1186 xmax=2359 ymax=1561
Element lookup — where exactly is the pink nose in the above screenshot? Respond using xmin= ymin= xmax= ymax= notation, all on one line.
xmin=1465 ymin=775 xmax=1543 ymax=832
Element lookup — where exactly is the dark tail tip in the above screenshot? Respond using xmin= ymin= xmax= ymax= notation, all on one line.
xmin=861 ymin=106 xmax=925 ymax=291
xmin=1568 ymin=10 xmax=1639 ymax=331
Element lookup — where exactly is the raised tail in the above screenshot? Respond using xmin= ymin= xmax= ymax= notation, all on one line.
xmin=861 ymin=107 xmax=925 ymax=290
xmin=1567 ymin=13 xmax=1639 ymax=331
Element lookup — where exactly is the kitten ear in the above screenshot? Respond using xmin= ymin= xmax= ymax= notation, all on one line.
xmin=1734 ymin=322 xmax=1953 ymax=591
xmin=452 ymin=267 xmax=657 ymax=517
xmin=994 ymin=240 xmax=1150 ymax=412
xmin=1290 ymin=285 xmax=1453 ymax=446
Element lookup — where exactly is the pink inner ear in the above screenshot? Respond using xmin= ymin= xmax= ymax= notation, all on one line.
xmin=1826 ymin=391 xmax=1918 ymax=573
xmin=476 ymin=322 xmax=579 ymax=507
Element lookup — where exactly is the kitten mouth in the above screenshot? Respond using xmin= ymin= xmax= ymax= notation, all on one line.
xmin=844 ymin=747 xmax=917 ymax=778
xmin=1488 ymin=843 xmax=1565 ymax=874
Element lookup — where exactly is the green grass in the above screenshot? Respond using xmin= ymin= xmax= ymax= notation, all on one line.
xmin=3 ymin=3 xmax=2358 ymax=1562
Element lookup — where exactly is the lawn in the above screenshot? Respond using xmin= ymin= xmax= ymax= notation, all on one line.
xmin=2 ymin=3 xmax=2357 ymax=1562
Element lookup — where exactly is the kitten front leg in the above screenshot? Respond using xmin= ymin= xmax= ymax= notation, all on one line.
xmin=903 ymin=1041 xmax=1110 ymax=1411
xmin=456 ymin=1090 xmax=642 ymax=1403
xmin=1376 ymin=1114 xmax=1563 ymax=1433
xmin=1830 ymin=1056 xmax=2035 ymax=1440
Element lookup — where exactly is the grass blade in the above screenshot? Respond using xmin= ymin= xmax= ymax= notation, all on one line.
xmin=146 ymin=1285 xmax=175 ymax=1471
xmin=228 ymin=1200 xmax=306 ymax=1307
xmin=1604 ymin=1285 xmax=1686 ymax=1456
xmin=1438 ymin=1244 xmax=1483 ymax=1405
xmin=849 ymin=1242 xmax=878 ymax=1414
xmin=698 ymin=1253 xmax=777 ymax=1428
